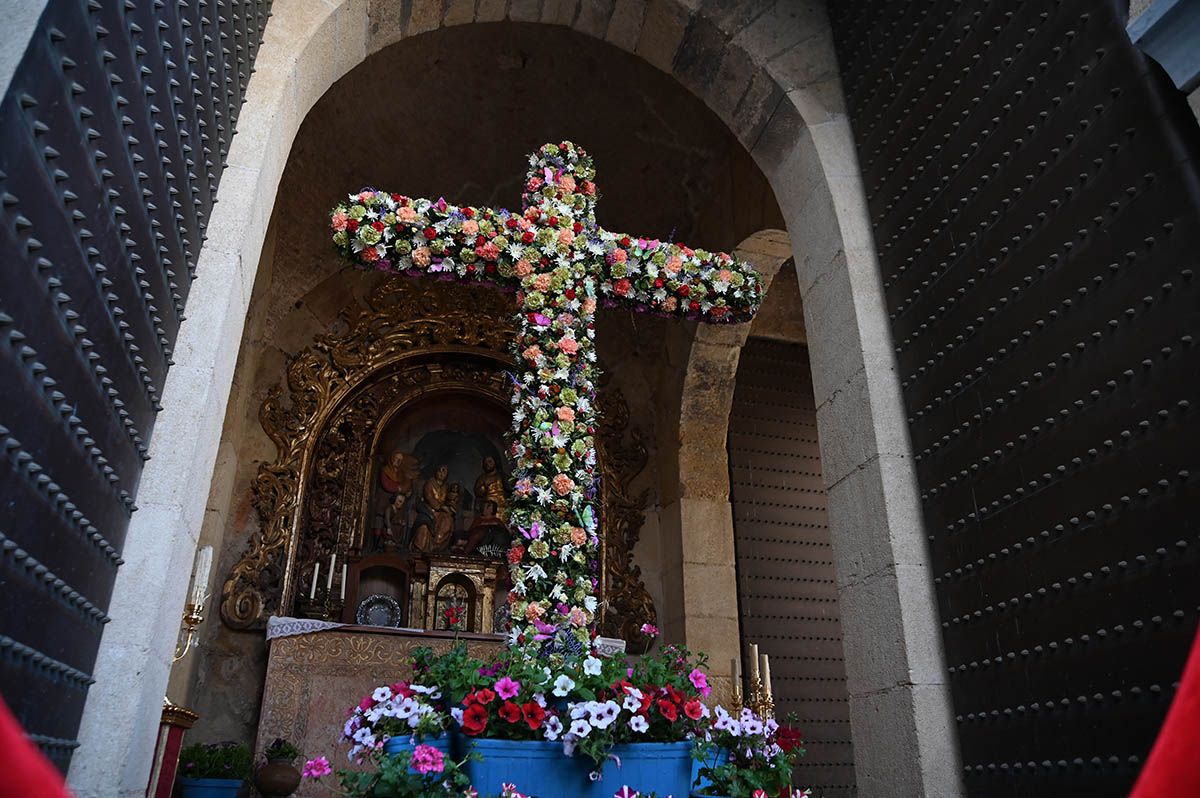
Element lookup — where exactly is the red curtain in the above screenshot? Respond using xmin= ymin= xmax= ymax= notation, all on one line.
xmin=1130 ymin=625 xmax=1200 ymax=798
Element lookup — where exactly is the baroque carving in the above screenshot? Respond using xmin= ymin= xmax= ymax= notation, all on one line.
xmin=222 ymin=276 xmax=658 ymax=639
xmin=596 ymin=380 xmax=657 ymax=654
xmin=222 ymin=277 xmax=518 ymax=628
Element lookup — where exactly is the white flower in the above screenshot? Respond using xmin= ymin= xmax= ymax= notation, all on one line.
xmin=629 ymin=715 xmax=649 ymax=733
xmin=451 ymin=707 xmax=464 ymax=725
xmin=582 ymin=656 xmax=602 ymax=676
xmin=553 ymin=675 xmax=576 ymax=697
xmin=622 ymin=693 xmax=642 ymax=713
xmin=583 ymin=595 xmax=598 ymax=612
xmin=588 ymin=700 xmax=620 ymax=729
xmin=543 ymin=715 xmax=563 ymax=742
xmin=569 ymin=719 xmax=592 ymax=738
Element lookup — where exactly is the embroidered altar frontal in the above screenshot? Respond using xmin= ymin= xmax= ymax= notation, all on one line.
xmin=256 ymin=621 xmax=504 ymax=795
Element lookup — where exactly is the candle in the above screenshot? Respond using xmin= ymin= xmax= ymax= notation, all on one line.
xmin=310 ymin=561 xmax=320 ymax=600
xmin=190 ymin=546 xmax=212 ymax=607
xmin=749 ymin=643 xmax=760 ymax=681
xmin=760 ymin=653 xmax=773 ymax=697
xmin=327 ymin=553 xmax=336 ymax=590
xmin=340 ymin=562 xmax=348 ymax=601
xmin=731 ymin=656 xmax=740 ymax=684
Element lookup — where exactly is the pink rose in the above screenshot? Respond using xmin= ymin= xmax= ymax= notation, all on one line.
xmin=397 ymin=206 xmax=417 ymax=222
xmin=570 ymin=526 xmax=586 ymax=546
xmin=609 ymin=248 xmax=627 ymax=264
xmin=662 ymin=296 xmax=678 ymax=312
xmin=559 ymin=175 xmax=576 ymax=193
xmin=462 ymin=219 xmax=479 ymax=235
xmin=558 ymin=337 xmax=579 ymax=355
xmin=568 ymin=607 xmax=587 ymax=627
xmin=526 ymin=177 xmax=543 ymax=192
xmin=412 ymin=247 xmax=431 ymax=267
xmin=558 ymin=228 xmax=574 ymax=246
xmin=522 ymin=345 xmax=542 ymax=363
xmin=331 ymin=211 xmax=349 ymax=232
xmin=718 ymin=269 xmax=733 ymax=282
xmin=556 ymin=406 xmax=575 ymax=422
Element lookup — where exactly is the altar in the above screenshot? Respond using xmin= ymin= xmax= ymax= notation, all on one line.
xmin=254 ymin=618 xmax=504 ymax=794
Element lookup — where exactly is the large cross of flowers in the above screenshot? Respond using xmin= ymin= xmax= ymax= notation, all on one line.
xmin=330 ymin=142 xmax=761 ymax=651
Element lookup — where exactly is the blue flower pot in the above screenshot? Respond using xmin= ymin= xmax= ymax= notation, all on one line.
xmin=581 ymin=741 xmax=693 ymax=798
xmin=463 ymin=738 xmax=594 ymax=797
xmin=383 ymin=732 xmax=453 ymax=773
xmin=178 ymin=777 xmax=243 ymax=798
xmin=691 ymin=746 xmax=730 ymax=795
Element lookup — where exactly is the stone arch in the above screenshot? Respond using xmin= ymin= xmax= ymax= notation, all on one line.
xmin=70 ymin=2 xmax=962 ymax=796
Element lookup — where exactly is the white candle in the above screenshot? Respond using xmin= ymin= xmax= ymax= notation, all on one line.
xmin=190 ymin=546 xmax=212 ymax=606
xmin=731 ymin=656 xmax=740 ymax=684
xmin=340 ymin=562 xmax=347 ymax=601
xmin=310 ymin=561 xmax=320 ymax=600
xmin=760 ymin=653 xmax=772 ymax=697
xmin=327 ymin=553 xmax=336 ymax=590
xmin=749 ymin=643 xmax=760 ymax=681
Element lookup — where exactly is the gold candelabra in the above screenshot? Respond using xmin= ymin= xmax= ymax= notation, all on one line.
xmin=172 ymin=601 xmax=205 ymax=663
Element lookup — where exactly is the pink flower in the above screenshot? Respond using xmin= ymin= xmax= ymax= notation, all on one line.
xmin=640 ymin=623 xmax=658 ymax=638
xmin=412 ymin=247 xmax=431 ymax=267
xmin=397 ymin=206 xmax=417 ymax=222
xmin=665 ymin=256 xmax=682 ymax=274
xmin=552 ymin=474 xmax=575 ymax=496
xmin=525 ymin=177 xmax=544 ymax=192
xmin=689 ymin=668 xmax=711 ymax=698
xmin=515 ymin=259 xmax=533 ymax=278
xmin=533 ymin=274 xmax=552 ymax=292
xmin=302 ymin=757 xmax=332 ymax=779
xmin=476 ymin=242 xmax=500 ymax=261
xmin=581 ymin=298 xmax=597 ymax=314
xmin=559 ymin=175 xmax=576 ymax=193
xmin=558 ymin=336 xmax=579 ymax=355
xmin=558 ymin=228 xmax=575 ymax=246
xmin=410 ymin=744 xmax=444 ymax=774
xmin=556 ymin=406 xmax=575 ymax=423
xmin=568 ymin=607 xmax=587 ymax=627
xmin=522 ymin=345 xmax=542 ymax=363
xmin=462 ymin=219 xmax=479 ymax=235
xmin=614 ymin=788 xmax=640 ymax=798
xmin=613 ymin=278 xmax=632 ymax=297
xmin=609 ymin=248 xmax=627 ymax=264
xmin=514 ymin=478 xmax=533 ymax=496
xmin=495 ymin=676 xmax=522 ymax=700
xmin=570 ymin=526 xmax=587 ymax=546
xmin=331 ymin=211 xmax=349 ymax=232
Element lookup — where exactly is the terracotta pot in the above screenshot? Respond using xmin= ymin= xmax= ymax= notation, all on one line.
xmin=254 ymin=759 xmax=301 ymax=798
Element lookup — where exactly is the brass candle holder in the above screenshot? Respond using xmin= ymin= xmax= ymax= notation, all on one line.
xmin=172 ymin=601 xmax=205 ymax=663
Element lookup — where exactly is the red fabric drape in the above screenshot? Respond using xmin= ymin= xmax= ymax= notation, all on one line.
xmin=1129 ymin=625 xmax=1200 ymax=798
xmin=0 ymin=696 xmax=73 ymax=798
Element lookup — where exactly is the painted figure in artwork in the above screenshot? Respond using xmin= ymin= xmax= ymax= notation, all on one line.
xmin=432 ymin=483 xmax=462 ymax=551
xmin=412 ymin=464 xmax=450 ymax=552
xmin=473 ymin=455 xmax=508 ymax=521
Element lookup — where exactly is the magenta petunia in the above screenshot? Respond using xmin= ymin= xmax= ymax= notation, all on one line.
xmin=495 ymin=675 xmax=522 ymax=700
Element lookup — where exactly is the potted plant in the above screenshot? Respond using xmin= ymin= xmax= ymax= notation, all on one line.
xmin=255 ymin=737 xmax=301 ymax=797
xmin=300 ymin=744 xmax=473 ymax=797
xmin=692 ymin=708 xmax=809 ymax=798
xmin=177 ymin=742 xmax=252 ymax=798
xmin=341 ymin=680 xmax=453 ymax=767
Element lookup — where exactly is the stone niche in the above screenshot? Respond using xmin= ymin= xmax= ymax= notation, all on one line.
xmin=173 ymin=19 xmax=784 ymax=750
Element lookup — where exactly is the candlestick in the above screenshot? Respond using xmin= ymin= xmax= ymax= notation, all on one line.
xmin=749 ymin=643 xmax=760 ymax=681
xmin=190 ymin=546 xmax=212 ymax=607
xmin=760 ymin=653 xmax=772 ymax=698
xmin=310 ymin=561 xmax=320 ymax=600
xmin=327 ymin=553 xmax=336 ymax=590
xmin=340 ymin=562 xmax=347 ymax=601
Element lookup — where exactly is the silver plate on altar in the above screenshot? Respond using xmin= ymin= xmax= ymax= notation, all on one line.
xmin=356 ymin=594 xmax=403 ymax=627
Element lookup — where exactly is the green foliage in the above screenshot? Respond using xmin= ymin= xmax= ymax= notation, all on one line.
xmin=326 ymin=748 xmax=475 ymax=798
xmin=263 ymin=737 xmax=300 ymax=763
xmin=178 ymin=741 xmax=253 ymax=782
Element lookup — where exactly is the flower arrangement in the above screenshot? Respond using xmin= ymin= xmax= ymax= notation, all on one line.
xmin=341 ymin=681 xmax=450 ymax=761
xmin=178 ymin=741 xmax=253 ymax=782
xmin=303 ymin=744 xmax=473 ymax=798
xmin=693 ymin=707 xmax=808 ymax=798
xmin=329 ymin=142 xmax=762 ymax=650
xmin=413 ymin=637 xmax=711 ymax=769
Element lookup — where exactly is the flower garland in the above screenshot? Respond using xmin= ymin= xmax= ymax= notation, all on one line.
xmin=330 ymin=142 xmax=762 ymax=648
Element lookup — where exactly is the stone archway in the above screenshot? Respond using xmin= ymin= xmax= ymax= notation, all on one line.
xmin=69 ymin=3 xmax=962 ymax=796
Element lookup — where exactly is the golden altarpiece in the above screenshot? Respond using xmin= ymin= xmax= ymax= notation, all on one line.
xmin=217 ymin=277 xmax=658 ymax=763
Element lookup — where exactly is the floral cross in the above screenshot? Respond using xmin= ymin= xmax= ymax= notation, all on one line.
xmin=330 ymin=142 xmax=761 ymax=651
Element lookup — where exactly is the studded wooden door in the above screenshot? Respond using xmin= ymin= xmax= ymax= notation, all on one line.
xmin=0 ymin=0 xmax=271 ymax=769
xmin=829 ymin=0 xmax=1200 ymax=794
xmin=729 ymin=338 xmax=855 ymax=797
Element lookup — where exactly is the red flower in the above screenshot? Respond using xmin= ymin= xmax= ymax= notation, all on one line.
xmin=499 ymin=701 xmax=522 ymax=724
xmin=677 ymin=284 xmax=690 ymax=297
xmin=522 ymin=230 xmax=536 ymax=244
xmin=475 ymin=688 xmax=496 ymax=706
xmin=463 ymin=703 xmax=489 ymax=736
xmin=506 ymin=218 xmax=518 ymax=229
xmin=619 ymin=236 xmax=631 ymax=248
xmin=372 ymin=220 xmax=384 ymax=232
xmin=614 ymin=278 xmax=632 ymax=297
xmin=522 ymin=702 xmax=546 ymax=730
xmin=347 ymin=219 xmax=359 ymax=232
xmin=657 ymin=699 xmax=678 ymax=723
xmin=423 ymin=227 xmax=437 ymax=240
xmin=463 ymin=207 xmax=475 ymax=218
xmin=683 ymin=699 xmax=704 ymax=721
xmin=572 ymin=222 xmax=583 ymax=233
xmin=689 ymin=300 xmax=700 ymax=311
xmin=777 ymin=725 xmax=805 ymax=752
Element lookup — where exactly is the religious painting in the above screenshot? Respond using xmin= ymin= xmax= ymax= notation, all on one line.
xmin=364 ymin=393 xmax=512 ymax=562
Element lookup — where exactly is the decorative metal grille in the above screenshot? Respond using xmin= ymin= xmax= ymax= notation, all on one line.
xmin=729 ymin=339 xmax=855 ymax=797
xmin=0 ymin=0 xmax=271 ymax=769
xmin=829 ymin=0 xmax=1200 ymax=794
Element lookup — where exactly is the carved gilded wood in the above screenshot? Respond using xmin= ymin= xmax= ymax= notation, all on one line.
xmin=220 ymin=276 xmax=657 ymax=638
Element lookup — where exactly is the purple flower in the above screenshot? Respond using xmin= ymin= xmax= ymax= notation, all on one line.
xmin=495 ymin=676 xmax=521 ymax=700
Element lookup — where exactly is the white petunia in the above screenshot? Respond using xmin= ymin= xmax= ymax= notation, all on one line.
xmin=553 ymin=674 xmax=576 ymax=697
xmin=568 ymin=719 xmax=592 ymax=738
xmin=543 ymin=715 xmax=563 ymax=742
xmin=629 ymin=715 xmax=649 ymax=733
xmin=582 ymin=656 xmax=602 ymax=676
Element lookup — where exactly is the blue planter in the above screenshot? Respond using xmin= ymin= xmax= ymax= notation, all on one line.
xmin=691 ymin=746 xmax=730 ymax=795
xmin=178 ymin=777 xmax=243 ymax=798
xmin=463 ymin=738 xmax=594 ymax=797
xmin=383 ymin=732 xmax=453 ymax=773
xmin=588 ymin=741 xmax=693 ymax=798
